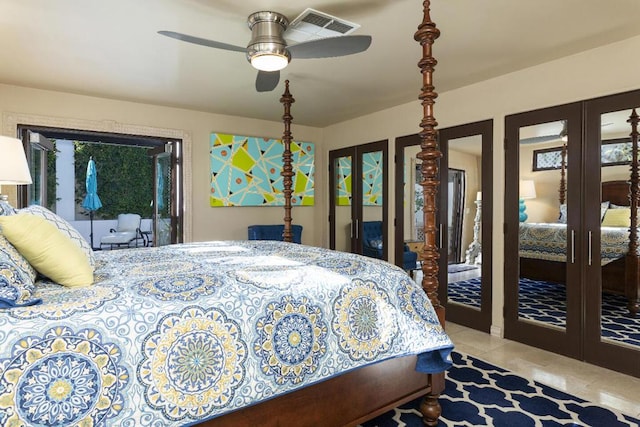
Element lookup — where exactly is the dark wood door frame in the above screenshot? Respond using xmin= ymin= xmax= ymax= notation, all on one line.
xmin=329 ymin=140 xmax=388 ymax=258
xmin=16 ymin=124 xmax=184 ymax=244
xmin=395 ymin=119 xmax=493 ymax=333
xmin=583 ymin=89 xmax=640 ymax=377
xmin=504 ymin=103 xmax=583 ymax=359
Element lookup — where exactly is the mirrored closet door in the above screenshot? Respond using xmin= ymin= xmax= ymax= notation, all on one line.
xmin=329 ymin=140 xmax=388 ymax=258
xmin=395 ymin=119 xmax=493 ymax=332
xmin=583 ymin=89 xmax=640 ymax=377
xmin=505 ymin=90 xmax=640 ymax=377
xmin=505 ymin=103 xmax=583 ymax=359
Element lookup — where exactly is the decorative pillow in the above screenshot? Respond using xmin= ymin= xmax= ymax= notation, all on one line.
xmin=0 ymin=199 xmax=17 ymax=216
xmin=0 ymin=234 xmax=40 ymax=308
xmin=609 ymin=203 xmax=636 ymax=211
xmin=559 ymin=201 xmax=608 ymax=223
xmin=600 ymin=201 xmax=610 ymax=222
xmin=368 ymin=239 xmax=383 ymax=250
xmin=601 ymin=208 xmax=631 ymax=227
xmin=21 ymin=204 xmax=95 ymax=267
xmin=0 ymin=214 xmax=94 ymax=287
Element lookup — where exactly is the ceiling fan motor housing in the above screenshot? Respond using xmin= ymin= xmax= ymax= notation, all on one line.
xmin=246 ymin=11 xmax=291 ymax=66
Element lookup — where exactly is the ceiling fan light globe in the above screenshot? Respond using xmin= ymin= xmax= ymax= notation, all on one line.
xmin=250 ymin=53 xmax=289 ymax=71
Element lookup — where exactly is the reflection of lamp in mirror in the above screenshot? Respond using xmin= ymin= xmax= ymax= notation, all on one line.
xmin=519 ymin=180 xmax=537 ymax=222
xmin=0 ymin=136 xmax=32 ymax=215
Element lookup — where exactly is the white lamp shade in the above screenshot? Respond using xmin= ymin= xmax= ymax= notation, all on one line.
xmin=519 ymin=180 xmax=537 ymax=200
xmin=0 ymin=136 xmax=32 ymax=184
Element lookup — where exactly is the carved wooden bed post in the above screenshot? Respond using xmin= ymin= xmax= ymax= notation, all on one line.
xmin=281 ymin=79 xmax=295 ymax=243
xmin=415 ymin=1 xmax=443 ymax=321
xmin=559 ymin=143 xmax=567 ymax=205
xmin=415 ymin=3 xmax=445 ymax=425
xmin=625 ymin=108 xmax=640 ymax=315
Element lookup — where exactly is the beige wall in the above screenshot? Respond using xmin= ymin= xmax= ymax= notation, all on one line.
xmin=323 ymin=34 xmax=640 ymax=334
xmin=0 ymin=83 xmax=324 ymax=246
xmin=2 ymin=33 xmax=639 ymax=334
xmin=449 ymin=149 xmax=481 ymax=257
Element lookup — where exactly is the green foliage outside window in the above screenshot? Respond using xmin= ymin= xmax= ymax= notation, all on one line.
xmin=46 ymin=150 xmax=57 ymax=211
xmin=73 ymin=142 xmax=153 ymax=219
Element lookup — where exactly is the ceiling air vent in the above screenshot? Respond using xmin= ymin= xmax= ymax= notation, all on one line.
xmin=286 ymin=8 xmax=360 ymax=44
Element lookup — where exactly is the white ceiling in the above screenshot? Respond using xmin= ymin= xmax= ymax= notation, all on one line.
xmin=2 ymin=0 xmax=640 ymax=127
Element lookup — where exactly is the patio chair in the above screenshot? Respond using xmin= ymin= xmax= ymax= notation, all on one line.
xmin=100 ymin=213 xmax=143 ymax=249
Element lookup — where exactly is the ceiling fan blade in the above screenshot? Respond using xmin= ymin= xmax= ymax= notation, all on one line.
xmin=158 ymin=30 xmax=246 ymax=53
xmin=256 ymin=71 xmax=280 ymax=92
xmin=288 ymin=35 xmax=372 ymax=59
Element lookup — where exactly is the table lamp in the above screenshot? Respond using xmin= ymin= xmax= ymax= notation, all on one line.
xmin=0 ymin=136 xmax=32 ymax=215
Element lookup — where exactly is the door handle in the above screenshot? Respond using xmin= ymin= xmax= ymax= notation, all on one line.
xmin=570 ymin=229 xmax=575 ymax=264
xmin=355 ymin=219 xmax=359 ymax=240
xmin=588 ymin=230 xmax=593 ymax=266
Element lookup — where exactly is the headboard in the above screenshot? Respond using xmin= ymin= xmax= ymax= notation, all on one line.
xmin=602 ymin=180 xmax=631 ymax=206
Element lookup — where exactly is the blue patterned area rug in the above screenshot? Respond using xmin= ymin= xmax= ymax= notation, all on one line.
xmin=360 ymin=352 xmax=640 ymax=427
xmin=447 ymin=277 xmax=640 ymax=347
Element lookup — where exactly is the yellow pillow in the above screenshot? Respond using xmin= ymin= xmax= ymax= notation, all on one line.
xmin=601 ymin=208 xmax=631 ymax=227
xmin=0 ymin=214 xmax=93 ymax=287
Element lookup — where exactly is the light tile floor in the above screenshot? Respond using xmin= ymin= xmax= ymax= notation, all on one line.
xmin=446 ymin=322 xmax=640 ymax=419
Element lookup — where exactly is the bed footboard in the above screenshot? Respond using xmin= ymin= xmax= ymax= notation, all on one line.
xmin=199 ymin=356 xmax=443 ymax=427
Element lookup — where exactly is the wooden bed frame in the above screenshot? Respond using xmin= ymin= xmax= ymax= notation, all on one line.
xmin=198 ymin=2 xmax=448 ymax=426
xmin=520 ymin=113 xmax=640 ymax=316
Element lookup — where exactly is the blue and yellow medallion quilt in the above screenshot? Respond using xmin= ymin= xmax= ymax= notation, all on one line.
xmin=0 ymin=241 xmax=453 ymax=426
xmin=519 ymin=223 xmax=632 ymax=265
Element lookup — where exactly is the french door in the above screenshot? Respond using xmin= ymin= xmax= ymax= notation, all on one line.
xmin=505 ymin=90 xmax=640 ymax=377
xmin=505 ymin=103 xmax=583 ymax=359
xmin=17 ymin=125 xmax=184 ymax=246
xmin=435 ymin=120 xmax=493 ymax=333
xmin=329 ymin=140 xmax=388 ymax=257
xmin=149 ymin=142 xmax=182 ymax=246
xmin=583 ymin=90 xmax=640 ymax=376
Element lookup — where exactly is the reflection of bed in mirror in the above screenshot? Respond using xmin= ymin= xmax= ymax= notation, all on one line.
xmin=519 ymin=179 xmax=640 ymax=315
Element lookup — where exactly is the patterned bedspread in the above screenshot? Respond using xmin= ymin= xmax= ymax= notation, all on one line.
xmin=519 ymin=223 xmax=631 ymax=265
xmin=0 ymin=241 xmax=453 ymax=426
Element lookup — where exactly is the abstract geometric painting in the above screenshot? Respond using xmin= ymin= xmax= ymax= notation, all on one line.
xmin=335 ymin=156 xmax=352 ymax=206
xmin=334 ymin=152 xmax=383 ymax=206
xmin=362 ymin=151 xmax=383 ymax=206
xmin=210 ymin=133 xmax=315 ymax=207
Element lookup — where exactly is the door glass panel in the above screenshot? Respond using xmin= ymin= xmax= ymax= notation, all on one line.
xmin=599 ymin=109 xmax=640 ymax=349
xmin=27 ymin=131 xmax=55 ymax=208
xmin=518 ymin=120 xmax=568 ymax=330
xmin=361 ymin=150 xmax=384 ymax=258
xmin=27 ymin=147 xmax=43 ymax=206
xmin=447 ymin=135 xmax=482 ymax=309
xmin=154 ymin=153 xmax=172 ymax=247
xmin=334 ymin=155 xmax=352 ymax=252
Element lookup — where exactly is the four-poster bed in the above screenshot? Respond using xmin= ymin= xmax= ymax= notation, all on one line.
xmin=0 ymin=2 xmax=452 ymax=427
xmin=519 ymin=110 xmax=640 ymax=315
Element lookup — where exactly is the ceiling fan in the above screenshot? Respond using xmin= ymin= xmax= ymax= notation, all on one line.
xmin=520 ymin=120 xmax=568 ymax=144
xmin=158 ymin=9 xmax=372 ymax=92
